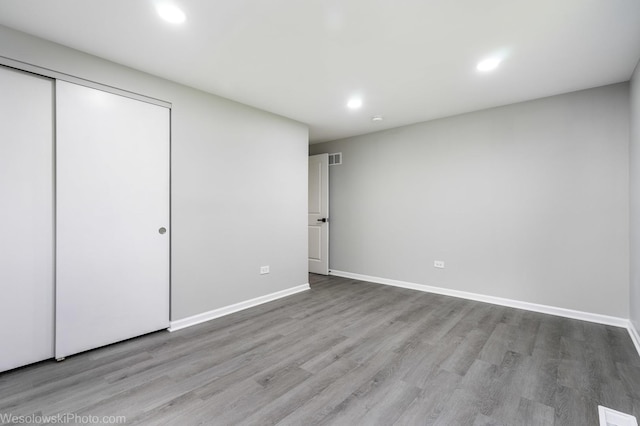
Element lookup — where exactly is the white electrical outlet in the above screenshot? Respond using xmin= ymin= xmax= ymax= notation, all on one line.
xmin=434 ymin=260 xmax=445 ymax=269
xmin=260 ymin=265 xmax=270 ymax=274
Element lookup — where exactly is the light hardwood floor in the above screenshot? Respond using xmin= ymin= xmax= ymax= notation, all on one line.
xmin=1 ymin=274 xmax=639 ymax=425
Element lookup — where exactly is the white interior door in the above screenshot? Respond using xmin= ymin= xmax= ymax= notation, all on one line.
xmin=56 ymin=81 xmax=170 ymax=359
xmin=0 ymin=66 xmax=54 ymax=372
xmin=308 ymin=154 xmax=329 ymax=275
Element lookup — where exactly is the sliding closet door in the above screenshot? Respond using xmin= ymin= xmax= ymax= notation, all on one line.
xmin=56 ymin=81 xmax=170 ymax=359
xmin=0 ymin=66 xmax=54 ymax=372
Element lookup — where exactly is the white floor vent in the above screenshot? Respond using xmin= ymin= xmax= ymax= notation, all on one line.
xmin=599 ymin=406 xmax=638 ymax=426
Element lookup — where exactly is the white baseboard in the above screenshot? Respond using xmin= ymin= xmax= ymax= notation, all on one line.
xmin=629 ymin=321 xmax=640 ymax=358
xmin=329 ymin=270 xmax=629 ymax=328
xmin=169 ymin=284 xmax=310 ymax=332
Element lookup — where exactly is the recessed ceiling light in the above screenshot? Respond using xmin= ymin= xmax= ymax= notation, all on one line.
xmin=476 ymin=57 xmax=501 ymax=72
xmin=372 ymin=115 xmax=383 ymax=122
xmin=156 ymin=3 xmax=186 ymax=24
xmin=347 ymin=98 xmax=362 ymax=109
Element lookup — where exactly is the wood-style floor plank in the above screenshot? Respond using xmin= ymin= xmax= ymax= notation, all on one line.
xmin=0 ymin=273 xmax=638 ymax=425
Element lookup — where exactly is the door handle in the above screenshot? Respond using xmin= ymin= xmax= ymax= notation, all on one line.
xmin=317 ymin=218 xmax=328 ymax=223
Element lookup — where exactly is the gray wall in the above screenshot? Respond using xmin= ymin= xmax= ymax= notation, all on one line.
xmin=631 ymin=62 xmax=640 ymax=331
xmin=311 ymin=84 xmax=630 ymax=318
xmin=0 ymin=25 xmax=309 ymax=321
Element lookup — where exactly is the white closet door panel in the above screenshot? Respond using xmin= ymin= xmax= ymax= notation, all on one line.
xmin=0 ymin=66 xmax=54 ymax=371
xmin=56 ymin=81 xmax=169 ymax=359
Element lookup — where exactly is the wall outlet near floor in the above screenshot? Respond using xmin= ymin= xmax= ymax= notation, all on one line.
xmin=434 ymin=260 xmax=445 ymax=269
xmin=260 ymin=265 xmax=270 ymax=275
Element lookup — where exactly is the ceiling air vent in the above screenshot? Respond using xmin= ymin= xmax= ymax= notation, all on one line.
xmin=328 ymin=152 xmax=342 ymax=166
